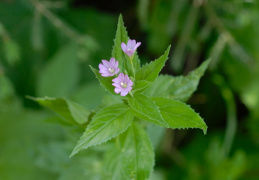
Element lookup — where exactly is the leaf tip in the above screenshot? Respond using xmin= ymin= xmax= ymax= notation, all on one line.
xmin=25 ymin=95 xmax=35 ymax=100
xmin=203 ymin=126 xmax=208 ymax=135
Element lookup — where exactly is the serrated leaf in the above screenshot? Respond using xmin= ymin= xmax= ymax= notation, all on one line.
xmin=152 ymin=97 xmax=207 ymax=134
xmin=145 ymin=59 xmax=210 ymax=102
xmin=70 ymin=104 xmax=134 ymax=157
xmin=134 ymin=46 xmax=170 ymax=91
xmin=29 ymin=97 xmax=90 ymax=125
xmin=132 ymin=80 xmax=151 ymax=94
xmin=111 ymin=15 xmax=141 ymax=77
xmin=118 ymin=122 xmax=154 ymax=180
xmin=90 ymin=66 xmax=118 ymax=96
xmin=128 ymin=94 xmax=168 ymax=127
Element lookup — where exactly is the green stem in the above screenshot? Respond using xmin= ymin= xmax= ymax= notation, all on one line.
xmin=213 ymin=74 xmax=237 ymax=157
xmin=130 ymin=54 xmax=135 ymax=78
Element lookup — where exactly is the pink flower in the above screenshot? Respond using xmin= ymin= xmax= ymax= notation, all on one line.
xmin=121 ymin=39 xmax=141 ymax=57
xmin=112 ymin=73 xmax=133 ymax=96
xmin=99 ymin=58 xmax=120 ymax=77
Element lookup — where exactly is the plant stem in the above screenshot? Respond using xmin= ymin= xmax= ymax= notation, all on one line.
xmin=213 ymin=74 xmax=237 ymax=157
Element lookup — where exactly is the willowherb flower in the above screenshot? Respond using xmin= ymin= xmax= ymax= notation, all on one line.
xmin=112 ymin=73 xmax=133 ymax=96
xmin=121 ymin=39 xmax=141 ymax=57
xmin=99 ymin=58 xmax=120 ymax=77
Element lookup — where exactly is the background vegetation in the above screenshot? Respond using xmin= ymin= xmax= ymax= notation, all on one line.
xmin=1 ymin=0 xmax=259 ymax=179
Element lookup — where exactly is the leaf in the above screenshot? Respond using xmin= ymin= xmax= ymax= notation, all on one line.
xmin=70 ymin=104 xmax=134 ymax=157
xmin=37 ymin=45 xmax=79 ymax=97
xmin=145 ymin=59 xmax=210 ymax=102
xmin=29 ymin=97 xmax=90 ymax=125
xmin=132 ymin=80 xmax=151 ymax=94
xmin=90 ymin=66 xmax=118 ymax=96
xmin=118 ymin=122 xmax=155 ymax=180
xmin=128 ymin=94 xmax=168 ymax=127
xmin=135 ymin=46 xmax=170 ymax=84
xmin=111 ymin=15 xmax=141 ymax=77
xmin=152 ymin=97 xmax=207 ymax=134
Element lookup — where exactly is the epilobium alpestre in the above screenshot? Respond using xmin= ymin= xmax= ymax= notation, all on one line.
xmin=121 ymin=39 xmax=141 ymax=57
xmin=99 ymin=58 xmax=120 ymax=77
xmin=112 ymin=73 xmax=133 ymax=96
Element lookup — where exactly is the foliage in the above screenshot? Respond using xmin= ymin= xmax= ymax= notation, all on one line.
xmin=1 ymin=0 xmax=259 ymax=179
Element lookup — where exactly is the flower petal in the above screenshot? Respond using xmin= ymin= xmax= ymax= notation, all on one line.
xmin=120 ymin=89 xmax=129 ymax=96
xmin=114 ymin=87 xmax=122 ymax=94
xmin=134 ymin=42 xmax=141 ymax=51
xmin=121 ymin=43 xmax=127 ymax=52
xmin=102 ymin=60 xmax=110 ymax=68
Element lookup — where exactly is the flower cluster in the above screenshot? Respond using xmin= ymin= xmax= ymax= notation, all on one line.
xmin=98 ymin=39 xmax=140 ymax=96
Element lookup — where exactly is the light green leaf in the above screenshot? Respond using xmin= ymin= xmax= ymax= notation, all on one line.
xmin=135 ymin=46 xmax=170 ymax=84
xmin=29 ymin=97 xmax=90 ymax=125
xmin=152 ymin=97 xmax=207 ymax=134
xmin=132 ymin=80 xmax=151 ymax=94
xmin=145 ymin=59 xmax=210 ymax=102
xmin=112 ymin=15 xmax=141 ymax=77
xmin=70 ymin=104 xmax=134 ymax=157
xmin=128 ymin=94 xmax=168 ymax=127
xmin=118 ymin=122 xmax=155 ymax=180
xmin=37 ymin=45 xmax=79 ymax=97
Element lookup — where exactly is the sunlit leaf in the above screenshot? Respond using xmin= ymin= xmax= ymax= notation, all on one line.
xmin=145 ymin=59 xmax=210 ymax=102
xmin=70 ymin=104 xmax=134 ymax=157
xmin=128 ymin=94 xmax=168 ymax=127
xmin=152 ymin=97 xmax=207 ymax=134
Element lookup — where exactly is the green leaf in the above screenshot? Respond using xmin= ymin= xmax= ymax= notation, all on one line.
xmin=90 ymin=66 xmax=118 ymax=96
xmin=128 ymin=94 xmax=168 ymax=127
xmin=135 ymin=46 xmax=170 ymax=90
xmin=132 ymin=80 xmax=151 ymax=94
xmin=37 ymin=45 xmax=79 ymax=97
xmin=118 ymin=122 xmax=155 ymax=180
xmin=145 ymin=59 xmax=210 ymax=102
xmin=152 ymin=97 xmax=207 ymax=134
xmin=70 ymin=104 xmax=134 ymax=157
xmin=29 ymin=97 xmax=90 ymax=125
xmin=112 ymin=15 xmax=141 ymax=77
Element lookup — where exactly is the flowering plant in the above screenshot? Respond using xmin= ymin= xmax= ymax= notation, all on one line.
xmin=31 ymin=15 xmax=210 ymax=179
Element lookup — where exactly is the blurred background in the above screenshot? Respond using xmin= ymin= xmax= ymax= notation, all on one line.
xmin=1 ymin=0 xmax=259 ymax=179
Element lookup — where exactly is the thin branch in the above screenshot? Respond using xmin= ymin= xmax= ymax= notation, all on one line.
xmin=30 ymin=0 xmax=93 ymax=45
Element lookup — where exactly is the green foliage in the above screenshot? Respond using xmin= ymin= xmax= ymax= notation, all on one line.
xmin=37 ymin=45 xmax=79 ymax=97
xmin=135 ymin=46 xmax=170 ymax=82
xmin=128 ymin=94 xmax=168 ymax=127
xmin=2 ymin=0 xmax=259 ymax=179
xmin=70 ymin=104 xmax=134 ymax=157
xmin=90 ymin=66 xmax=118 ymax=96
xmin=152 ymin=97 xmax=207 ymax=134
xmin=117 ymin=122 xmax=155 ymax=180
xmin=29 ymin=96 xmax=90 ymax=125
xmin=145 ymin=59 xmax=210 ymax=102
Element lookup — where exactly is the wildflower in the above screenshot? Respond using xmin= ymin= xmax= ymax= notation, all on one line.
xmin=112 ymin=73 xmax=133 ymax=96
xmin=121 ymin=39 xmax=141 ymax=57
xmin=99 ymin=58 xmax=120 ymax=77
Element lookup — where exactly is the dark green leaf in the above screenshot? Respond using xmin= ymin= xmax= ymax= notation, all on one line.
xmin=37 ymin=45 xmax=79 ymax=97
xmin=29 ymin=97 xmax=90 ymax=125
